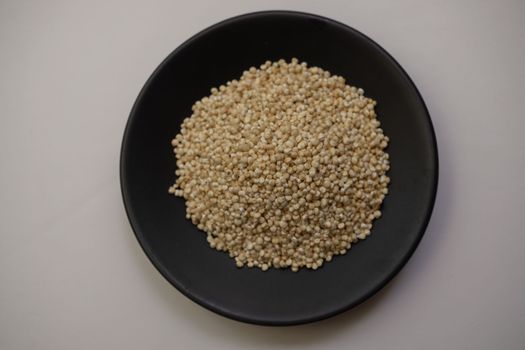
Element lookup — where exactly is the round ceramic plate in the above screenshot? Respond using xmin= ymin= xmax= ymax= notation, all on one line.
xmin=120 ymin=11 xmax=438 ymax=326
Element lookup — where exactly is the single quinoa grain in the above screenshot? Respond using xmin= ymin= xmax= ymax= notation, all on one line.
xmin=169 ymin=58 xmax=390 ymax=271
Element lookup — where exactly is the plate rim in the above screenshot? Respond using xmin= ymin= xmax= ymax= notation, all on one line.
xmin=120 ymin=10 xmax=439 ymax=326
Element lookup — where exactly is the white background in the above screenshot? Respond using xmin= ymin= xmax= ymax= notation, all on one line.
xmin=1 ymin=1 xmax=524 ymax=349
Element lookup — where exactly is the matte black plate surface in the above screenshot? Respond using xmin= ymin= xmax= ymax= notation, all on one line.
xmin=120 ymin=11 xmax=438 ymax=326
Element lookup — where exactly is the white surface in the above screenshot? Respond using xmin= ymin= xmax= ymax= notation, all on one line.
xmin=1 ymin=0 xmax=524 ymax=349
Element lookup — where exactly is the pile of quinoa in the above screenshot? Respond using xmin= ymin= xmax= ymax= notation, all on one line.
xmin=169 ymin=58 xmax=390 ymax=271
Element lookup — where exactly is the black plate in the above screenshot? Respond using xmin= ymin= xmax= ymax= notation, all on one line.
xmin=120 ymin=11 xmax=438 ymax=326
